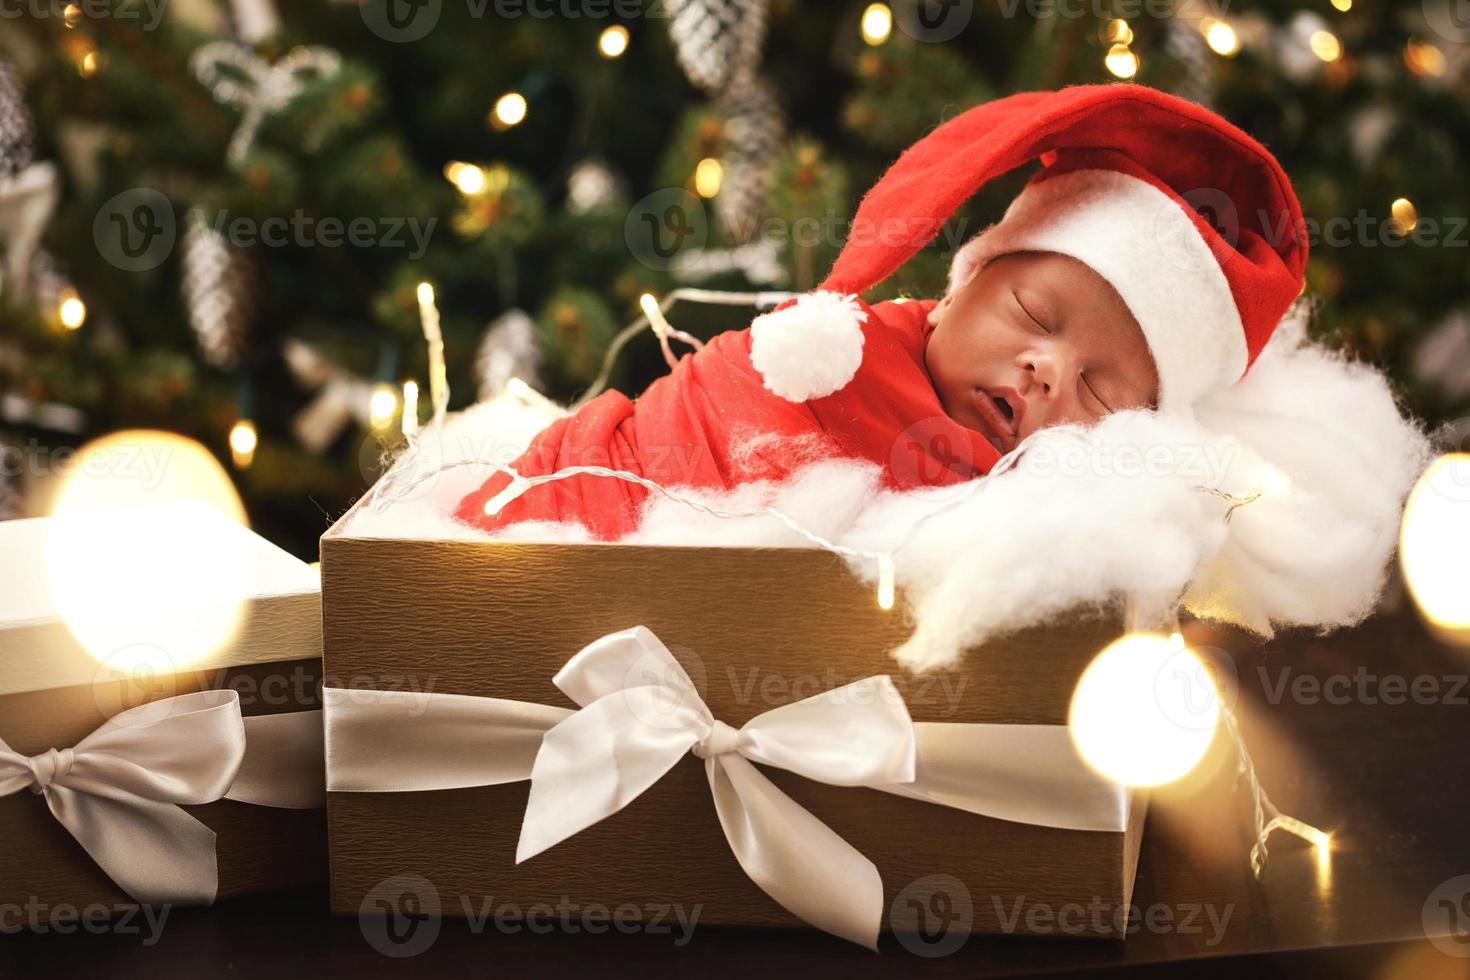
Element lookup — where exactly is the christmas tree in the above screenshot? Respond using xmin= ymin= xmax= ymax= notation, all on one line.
xmin=1 ymin=0 xmax=1466 ymax=556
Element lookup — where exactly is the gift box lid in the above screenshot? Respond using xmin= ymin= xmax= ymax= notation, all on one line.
xmin=0 ymin=502 xmax=321 ymax=697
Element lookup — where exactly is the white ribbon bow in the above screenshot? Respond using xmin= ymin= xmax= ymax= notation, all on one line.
xmin=0 ymin=690 xmax=325 ymax=905
xmin=190 ymin=42 xmax=342 ymax=165
xmin=514 ymin=626 xmax=917 ymax=949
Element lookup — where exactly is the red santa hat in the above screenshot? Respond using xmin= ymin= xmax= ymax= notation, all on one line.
xmin=749 ymin=83 xmax=1309 ymax=412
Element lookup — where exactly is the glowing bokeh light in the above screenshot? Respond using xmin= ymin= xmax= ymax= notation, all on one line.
xmin=598 ymin=25 xmax=630 ymax=58
xmin=1069 ymin=632 xmax=1220 ymax=787
xmin=45 ymin=430 xmax=251 ymax=671
xmin=491 ymin=92 xmax=528 ymax=129
xmin=694 ymin=157 xmax=723 ymax=198
xmin=861 ymin=3 xmax=892 ymax=46
xmin=1400 ymin=454 xmax=1470 ymax=635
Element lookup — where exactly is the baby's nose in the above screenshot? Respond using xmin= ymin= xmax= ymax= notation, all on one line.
xmin=1023 ymin=350 xmax=1061 ymax=396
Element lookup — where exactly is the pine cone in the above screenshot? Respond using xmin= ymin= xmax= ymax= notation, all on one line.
xmin=714 ymin=77 xmax=784 ymax=242
xmin=666 ymin=0 xmax=769 ymax=94
xmin=0 ymin=60 xmax=35 ymax=180
xmin=181 ymin=209 xmax=257 ymax=371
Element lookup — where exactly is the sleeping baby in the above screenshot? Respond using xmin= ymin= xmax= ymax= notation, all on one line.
xmin=453 ymin=83 xmax=1307 ymax=540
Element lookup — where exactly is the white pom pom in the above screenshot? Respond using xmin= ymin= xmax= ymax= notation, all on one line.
xmin=749 ymin=290 xmax=867 ymax=402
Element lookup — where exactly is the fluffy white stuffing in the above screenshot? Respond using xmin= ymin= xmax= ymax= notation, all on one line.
xmin=1185 ymin=305 xmax=1433 ymax=634
xmin=843 ymin=411 xmax=1237 ymax=671
xmin=342 ymin=302 xmax=1431 ymax=674
xmin=342 ymin=394 xmax=570 ymax=541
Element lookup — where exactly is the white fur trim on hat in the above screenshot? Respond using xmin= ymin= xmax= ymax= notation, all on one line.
xmin=949 ymin=169 xmax=1247 ymax=411
xmin=749 ymin=290 xmax=868 ymax=402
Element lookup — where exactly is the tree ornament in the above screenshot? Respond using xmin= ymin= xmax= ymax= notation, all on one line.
xmin=566 ymin=159 xmax=627 ymax=215
xmin=712 ymin=77 xmax=784 ymax=242
xmin=1274 ymin=12 xmax=1330 ymax=83
xmin=1411 ymin=309 xmax=1470 ymax=403
xmin=1163 ymin=19 xmax=1214 ymax=108
xmin=181 ymin=208 xmax=257 ymax=371
xmin=0 ymin=162 xmax=59 ymax=302
xmin=0 ymin=60 xmax=34 ymax=180
xmin=0 ymin=58 xmax=58 ymax=301
xmin=281 ymin=338 xmax=376 ymax=453
xmin=476 ymin=308 xmax=542 ymax=401
xmin=666 ymin=0 xmax=769 ymax=94
xmin=670 ymin=239 xmax=786 ymax=285
xmin=228 ymin=0 xmax=281 ymax=43
xmin=190 ymin=41 xmax=342 ymax=166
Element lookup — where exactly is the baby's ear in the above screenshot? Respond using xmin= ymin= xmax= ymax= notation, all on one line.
xmin=927 ymin=292 xmax=954 ymax=325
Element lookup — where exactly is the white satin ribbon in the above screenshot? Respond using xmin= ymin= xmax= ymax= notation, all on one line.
xmin=518 ymin=626 xmax=917 ymax=949
xmin=324 ymin=626 xmax=1131 ymax=950
xmin=0 ymin=690 xmax=325 ymax=906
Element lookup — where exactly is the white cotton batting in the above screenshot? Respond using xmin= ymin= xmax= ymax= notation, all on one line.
xmin=339 ymin=306 xmax=1432 ymax=674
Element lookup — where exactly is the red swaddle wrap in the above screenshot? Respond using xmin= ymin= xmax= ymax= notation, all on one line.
xmin=453 ymin=298 xmax=1002 ymax=540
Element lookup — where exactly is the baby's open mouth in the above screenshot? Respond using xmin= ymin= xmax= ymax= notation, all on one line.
xmin=970 ymin=386 xmax=1020 ymax=450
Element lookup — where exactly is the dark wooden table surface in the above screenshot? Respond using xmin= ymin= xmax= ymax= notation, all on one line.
xmin=7 ymin=608 xmax=1470 ymax=979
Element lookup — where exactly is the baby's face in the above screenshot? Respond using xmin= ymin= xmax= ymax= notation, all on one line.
xmin=924 ymin=250 xmax=1159 ymax=454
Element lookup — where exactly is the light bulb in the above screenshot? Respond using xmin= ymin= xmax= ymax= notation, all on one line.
xmin=228 ymin=419 xmax=258 ymax=469
xmin=491 ymin=92 xmax=528 ymax=130
xmin=861 ymin=3 xmax=892 ymax=46
xmin=598 ymin=25 xmax=629 ymax=59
